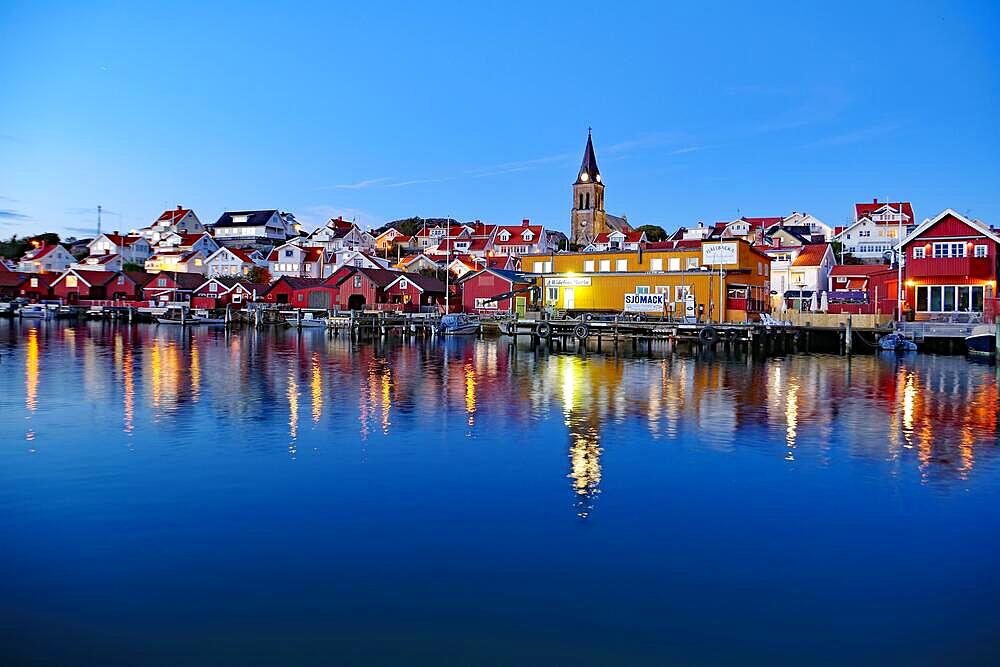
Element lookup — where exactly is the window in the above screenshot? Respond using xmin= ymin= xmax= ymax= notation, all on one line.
xmin=636 ymin=286 xmax=650 ymax=294
xmin=913 ymin=247 xmax=925 ymax=259
xmin=66 ymin=276 xmax=78 ymax=288
xmin=757 ymin=262 xmax=763 ymax=275
xmin=615 ymin=259 xmax=627 ymax=272
xmin=30 ymin=278 xmax=38 ymax=287
xmin=933 ymin=242 xmax=965 ymax=258
xmin=194 ymin=259 xmax=202 ymax=266
xmin=399 ymin=279 xmax=408 ymax=290
xmin=273 ymin=263 xmax=279 ymax=271
xmin=297 ymin=293 xmax=304 ymax=302
xmin=675 ymin=285 xmax=691 ymax=301
xmin=599 ymin=259 xmax=611 ymax=272
xmin=668 ymin=257 xmax=680 ymax=271
xmin=209 ymin=282 xmax=218 ymax=293
xmin=975 ymin=245 xmax=988 ymax=258
xmin=533 ymin=261 xmax=544 ymax=273
xmin=859 ymin=230 xmax=871 ymax=237
xmin=304 ymin=264 xmax=312 ymax=272
xmin=579 ymin=194 xmax=584 ymax=210
xmin=157 ymin=278 xmax=167 ymax=287
xmin=353 ymin=275 xmax=362 ymax=288
xmin=585 ymin=192 xmax=590 ymax=210
xmin=284 ymin=249 xmax=294 ymax=258
xmin=583 ymin=260 xmax=595 ymax=272
xmin=650 ymin=258 xmax=663 ymax=272
xmin=686 ymin=257 xmax=699 ymax=270
xmin=117 ymin=275 xmax=125 ymax=285
xmin=547 ymin=287 xmax=559 ymax=303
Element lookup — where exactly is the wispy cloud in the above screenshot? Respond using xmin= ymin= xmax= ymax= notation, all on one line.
xmin=797 ymin=122 xmax=901 ymax=150
xmin=296 ymin=204 xmax=381 ymax=230
xmin=0 ymin=209 xmax=31 ymax=221
xmin=386 ymin=177 xmax=453 ymax=188
xmin=327 ymin=177 xmax=395 ymax=190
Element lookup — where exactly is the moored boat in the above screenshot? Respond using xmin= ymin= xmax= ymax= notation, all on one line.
xmin=965 ymin=324 xmax=996 ymax=357
xmin=878 ymin=332 xmax=917 ymax=352
xmin=18 ymin=304 xmax=54 ymax=319
xmin=297 ymin=312 xmax=327 ymax=328
xmin=438 ymin=313 xmax=480 ymax=335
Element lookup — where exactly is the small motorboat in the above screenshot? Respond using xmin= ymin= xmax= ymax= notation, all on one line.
xmin=965 ymin=324 xmax=996 ymax=357
xmin=0 ymin=302 xmax=16 ymax=318
xmin=438 ymin=313 xmax=480 ymax=335
xmin=193 ymin=309 xmax=226 ymax=325
xmin=297 ymin=312 xmax=327 ymax=328
xmin=157 ymin=306 xmax=204 ymax=325
xmin=878 ymin=332 xmax=917 ymax=352
xmin=54 ymin=306 xmax=79 ymax=320
xmin=18 ymin=304 xmax=53 ymax=319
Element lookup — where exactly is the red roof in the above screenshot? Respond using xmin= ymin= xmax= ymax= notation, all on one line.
xmin=157 ymin=207 xmax=192 ymax=224
xmin=855 ymin=199 xmax=914 ymax=223
xmin=494 ymin=224 xmax=543 ymax=245
xmin=228 ymin=248 xmax=258 ymax=263
xmin=0 ymin=271 xmax=29 ymax=287
xmin=740 ymin=217 xmax=783 ymax=228
xmin=21 ymin=243 xmax=62 ymax=261
xmin=790 ymin=243 xmax=831 ymax=267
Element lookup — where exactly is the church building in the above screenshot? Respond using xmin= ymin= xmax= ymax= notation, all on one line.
xmin=570 ymin=130 xmax=632 ymax=246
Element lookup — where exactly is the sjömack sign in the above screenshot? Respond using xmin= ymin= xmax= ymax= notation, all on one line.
xmin=624 ymin=293 xmax=665 ymax=313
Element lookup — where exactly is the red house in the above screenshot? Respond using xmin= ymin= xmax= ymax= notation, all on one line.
xmin=458 ymin=268 xmax=536 ymax=314
xmin=901 ymin=209 xmax=1000 ymax=320
xmin=262 ymin=276 xmax=324 ymax=305
xmin=326 ymin=266 xmax=446 ymax=311
xmin=0 ymin=272 xmax=54 ymax=301
xmin=51 ymin=270 xmax=147 ymax=304
xmin=191 ymin=277 xmax=267 ymax=309
xmin=827 ymin=265 xmax=899 ymax=315
xmin=142 ymin=271 xmax=206 ymax=303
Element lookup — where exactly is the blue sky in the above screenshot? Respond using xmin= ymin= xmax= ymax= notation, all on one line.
xmin=1 ymin=1 xmax=998 ymax=239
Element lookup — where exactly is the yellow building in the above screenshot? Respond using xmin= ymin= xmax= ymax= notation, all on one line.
xmin=522 ymin=239 xmax=772 ymax=323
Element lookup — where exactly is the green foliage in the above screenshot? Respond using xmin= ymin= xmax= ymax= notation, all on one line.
xmin=0 ymin=232 xmax=61 ymax=260
xmin=635 ymin=224 xmax=668 ymax=242
xmin=122 ymin=261 xmax=144 ymax=272
xmin=246 ymin=266 xmax=267 ymax=283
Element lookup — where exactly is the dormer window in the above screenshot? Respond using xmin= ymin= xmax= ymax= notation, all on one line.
xmin=522 ymin=230 xmax=533 ymax=241
xmin=232 ymin=215 xmax=249 ymax=223
xmin=498 ymin=231 xmax=510 ymax=241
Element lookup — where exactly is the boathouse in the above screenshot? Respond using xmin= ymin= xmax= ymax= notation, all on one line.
xmin=459 ymin=268 xmax=536 ymax=314
xmin=51 ymin=270 xmax=148 ymax=304
xmin=900 ymin=209 xmax=1000 ymax=321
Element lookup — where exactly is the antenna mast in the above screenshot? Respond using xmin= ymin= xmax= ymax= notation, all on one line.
xmin=97 ymin=205 xmax=102 ymax=237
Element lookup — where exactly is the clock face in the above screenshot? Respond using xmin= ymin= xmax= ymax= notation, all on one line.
xmin=595 ymin=174 xmax=601 ymax=183
xmin=579 ymin=172 xmax=589 ymax=182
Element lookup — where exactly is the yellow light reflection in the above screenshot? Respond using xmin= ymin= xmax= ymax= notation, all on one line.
xmin=464 ymin=362 xmax=476 ymax=426
xmin=311 ymin=353 xmax=322 ymax=424
xmin=25 ymin=327 xmax=38 ymax=413
xmin=287 ymin=366 xmax=298 ymax=458
xmin=190 ymin=340 xmax=201 ymax=403
xmin=784 ymin=379 xmax=799 ymax=459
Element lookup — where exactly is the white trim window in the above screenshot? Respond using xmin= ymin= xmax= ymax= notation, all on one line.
xmin=599 ymin=259 xmax=610 ymax=272
xmin=933 ymin=242 xmax=966 ymax=258
xmin=615 ymin=259 xmax=627 ymax=272
xmin=975 ymin=245 xmax=988 ymax=258
xmin=913 ymin=247 xmax=925 ymax=259
xmin=650 ymin=258 xmax=663 ymax=272
xmin=583 ymin=260 xmax=595 ymax=272
xmin=668 ymin=257 xmax=680 ymax=271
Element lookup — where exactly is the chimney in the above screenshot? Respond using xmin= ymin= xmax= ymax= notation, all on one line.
xmin=522 ymin=218 xmax=530 ymax=227
xmin=873 ymin=198 xmax=878 ymax=204
xmin=177 ymin=205 xmax=183 ymax=210
xmin=113 ymin=230 xmax=119 ymax=235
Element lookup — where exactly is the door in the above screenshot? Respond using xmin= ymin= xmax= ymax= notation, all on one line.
xmin=563 ymin=287 xmax=574 ymax=310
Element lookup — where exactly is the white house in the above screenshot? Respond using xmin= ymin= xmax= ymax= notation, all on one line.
xmin=144 ymin=249 xmax=207 ymax=274
xmin=212 ymin=210 xmax=290 ymax=248
xmin=766 ymin=243 xmax=836 ymax=310
xmin=71 ymin=253 xmax=124 ymax=272
xmin=138 ymin=206 xmax=205 ymax=244
xmin=157 ymin=231 xmax=219 ymax=256
xmin=205 ymin=247 xmax=265 ymax=278
xmin=325 ymin=249 xmax=391 ymax=277
xmin=490 ymin=220 xmax=549 ymax=255
xmin=306 ymin=217 xmax=376 ymax=253
xmin=268 ymin=243 xmax=326 ymax=279
xmin=88 ymin=233 xmax=152 ymax=263
xmin=18 ymin=243 xmax=75 ymax=274
xmin=834 ymin=199 xmax=915 ymax=263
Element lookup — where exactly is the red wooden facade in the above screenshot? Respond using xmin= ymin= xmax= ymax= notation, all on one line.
xmin=142 ymin=271 xmax=205 ymax=303
xmin=0 ymin=272 xmax=54 ymax=301
xmin=459 ymin=269 xmax=534 ymax=314
xmin=901 ymin=210 xmax=999 ymax=320
xmin=827 ymin=265 xmax=899 ymax=315
xmin=52 ymin=270 xmax=146 ymax=304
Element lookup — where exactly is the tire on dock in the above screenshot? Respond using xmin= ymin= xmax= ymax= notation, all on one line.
xmin=698 ymin=326 xmax=720 ymax=345
xmin=536 ymin=322 xmax=552 ymax=338
xmin=573 ymin=323 xmax=590 ymax=341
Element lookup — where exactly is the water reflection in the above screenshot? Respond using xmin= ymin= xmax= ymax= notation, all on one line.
xmin=2 ymin=321 xmax=999 ymax=515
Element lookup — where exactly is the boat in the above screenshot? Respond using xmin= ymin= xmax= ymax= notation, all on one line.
xmin=193 ymin=309 xmax=226 ymax=325
xmin=965 ymin=324 xmax=996 ymax=357
xmin=878 ymin=332 xmax=917 ymax=352
xmin=438 ymin=313 xmax=480 ymax=335
xmin=157 ymin=306 xmax=205 ymax=325
xmin=296 ymin=312 xmax=327 ymax=328
xmin=0 ymin=302 xmax=15 ymax=319
xmin=18 ymin=304 xmax=54 ymax=319
xmin=54 ymin=306 xmax=79 ymax=320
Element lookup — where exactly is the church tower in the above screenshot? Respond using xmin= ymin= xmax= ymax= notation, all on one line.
xmin=570 ymin=130 xmax=607 ymax=246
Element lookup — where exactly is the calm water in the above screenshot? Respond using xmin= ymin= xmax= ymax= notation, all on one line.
xmin=1 ymin=320 xmax=999 ymax=665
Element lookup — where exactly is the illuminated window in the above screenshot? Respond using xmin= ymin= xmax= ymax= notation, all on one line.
xmin=615 ymin=259 xmax=627 ymax=272
xmin=30 ymin=278 xmax=38 ymax=287
xmin=668 ymin=257 xmax=680 ymax=271
xmin=583 ymin=260 xmax=595 ymax=272
xmin=650 ymin=258 xmax=662 ymax=272
xmin=599 ymin=259 xmax=610 ymax=272
xmin=66 ymin=275 xmax=78 ymax=288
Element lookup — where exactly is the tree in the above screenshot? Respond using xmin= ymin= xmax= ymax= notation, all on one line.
xmin=247 ymin=266 xmax=270 ymax=284
xmin=635 ymin=224 xmax=668 ymax=242
xmin=122 ymin=261 xmax=144 ymax=272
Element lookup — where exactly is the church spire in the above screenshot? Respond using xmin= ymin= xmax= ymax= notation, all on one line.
xmin=576 ymin=128 xmax=601 ymax=184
